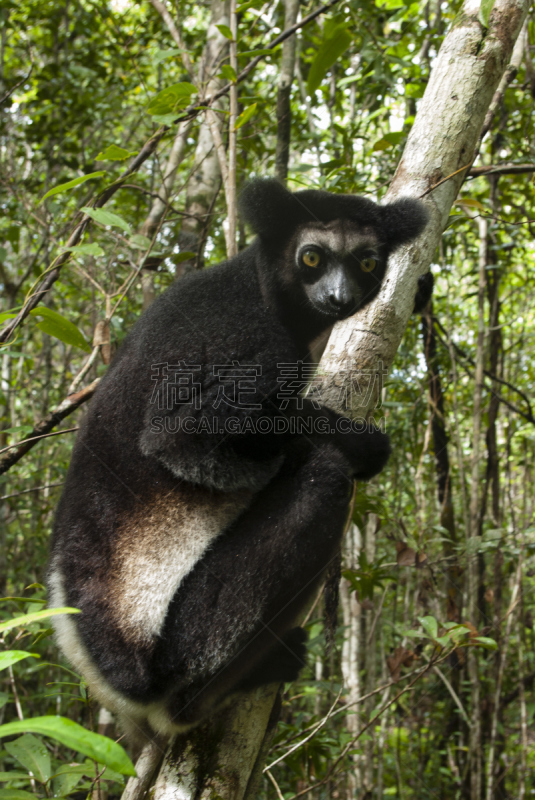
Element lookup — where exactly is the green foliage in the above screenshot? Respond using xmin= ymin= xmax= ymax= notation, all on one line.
xmin=0 ymin=720 xmax=135 ymax=776
xmin=146 ymin=82 xmax=197 ymax=116
xmin=0 ymin=653 xmax=39 ymax=672
xmin=95 ymin=145 xmax=138 ymax=162
xmin=343 ymin=552 xmax=394 ymax=601
xmin=80 ymin=207 xmax=132 ymax=233
xmin=39 ymin=172 xmax=106 ymax=203
xmin=0 ymin=609 xmax=79 ymax=635
xmin=29 ymin=309 xmax=91 ymax=353
xmin=234 ymin=103 xmax=258 ymax=130
xmin=307 ymin=20 xmax=352 ymax=95
xmin=479 ymin=0 xmax=496 ymax=27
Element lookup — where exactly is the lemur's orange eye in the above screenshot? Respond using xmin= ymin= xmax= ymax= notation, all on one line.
xmin=301 ymin=249 xmax=321 ymax=268
xmin=361 ymin=257 xmax=376 ymax=272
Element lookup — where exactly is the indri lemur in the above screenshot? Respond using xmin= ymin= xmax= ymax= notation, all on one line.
xmin=48 ymin=179 xmax=430 ymax=741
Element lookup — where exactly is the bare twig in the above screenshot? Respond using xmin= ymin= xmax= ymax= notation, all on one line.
xmin=0 ymin=482 xmax=64 ymax=501
xmin=0 ymin=380 xmax=99 ymax=475
xmin=0 ymin=65 xmax=33 ymax=106
xmin=147 ymin=0 xmax=195 ymax=78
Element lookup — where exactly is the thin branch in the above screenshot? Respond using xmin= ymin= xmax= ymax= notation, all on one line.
xmin=121 ymin=185 xmax=201 ymax=219
xmin=0 ymin=482 xmax=64 ymax=501
xmin=266 ymin=770 xmax=285 ymax=800
xmin=469 ymin=163 xmax=535 ymax=177
xmin=0 ymin=379 xmax=99 ymax=475
xmin=264 ymin=689 xmax=343 ymax=772
xmin=0 ymin=64 xmax=33 ymax=107
xmin=147 ymin=0 xmax=194 ymax=78
xmin=434 ymin=319 xmax=535 ymax=423
xmin=0 ymin=427 xmax=79 ymax=456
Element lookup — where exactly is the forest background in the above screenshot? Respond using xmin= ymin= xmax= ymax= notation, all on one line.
xmin=0 ymin=0 xmax=534 ymax=797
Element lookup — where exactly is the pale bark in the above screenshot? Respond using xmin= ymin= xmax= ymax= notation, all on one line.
xmin=340 ymin=524 xmax=363 ymax=798
xmin=363 ymin=514 xmax=377 ymax=793
xmin=274 ymin=0 xmax=300 ymax=183
xmin=151 ymin=685 xmax=279 ymax=800
xmin=485 ymin=561 xmax=522 ymax=799
xmin=179 ymin=0 xmax=229 ymax=273
xmin=466 ymin=216 xmax=487 ymax=799
xmin=147 ymin=0 xmax=194 ymax=79
xmin=140 ymin=121 xmax=193 ymax=309
xmin=226 ymin=0 xmax=238 ymax=257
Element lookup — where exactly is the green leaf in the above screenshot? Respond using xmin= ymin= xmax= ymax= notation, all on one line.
xmin=146 ymin=83 xmax=196 ymax=116
xmin=215 ymin=24 xmax=233 ymax=40
xmin=473 ymin=636 xmax=498 ymax=650
xmin=64 ymin=243 xmax=104 ymax=257
xmin=418 ymin=616 xmax=439 ymax=640
xmin=1 ymin=426 xmax=33 ymax=436
xmin=219 ymin=65 xmax=237 ymax=82
xmin=80 ymin=207 xmax=131 ymax=233
xmin=0 ymin=719 xmax=135 ymax=777
xmin=307 ymin=24 xmax=352 ymax=95
xmin=405 ymin=82 xmax=424 ymax=98
xmin=173 ymin=251 xmax=196 ymax=264
xmin=0 ymin=313 xmax=17 ymax=325
xmin=51 ymin=764 xmax=88 ymax=797
xmin=0 ymin=652 xmax=39 ymax=672
xmin=234 ymin=103 xmax=257 ymax=130
xmin=152 ymin=47 xmax=182 ymax=64
xmin=30 ymin=308 xmax=90 ymax=353
xmin=95 ymin=145 xmax=137 ymax=162
xmin=372 ymin=132 xmax=405 ymax=152
xmin=0 ymin=790 xmax=36 ymax=800
xmin=479 ymin=0 xmax=496 ymax=27
xmin=0 ymin=772 xmax=31 ymax=782
xmin=40 ymin=172 xmax=105 ymax=203
xmin=236 ymin=0 xmax=264 ymax=12
xmin=128 ymin=234 xmax=152 ymax=250
xmin=4 ymin=735 xmax=51 ymax=784
xmin=237 ymin=48 xmax=276 ymax=58
xmin=0 ymin=608 xmax=80 ymax=635
xmin=456 ymin=198 xmax=486 ymax=211
xmin=372 ymin=138 xmax=393 ymax=151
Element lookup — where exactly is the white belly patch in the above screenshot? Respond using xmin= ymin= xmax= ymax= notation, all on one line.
xmin=109 ymin=488 xmax=252 ymax=645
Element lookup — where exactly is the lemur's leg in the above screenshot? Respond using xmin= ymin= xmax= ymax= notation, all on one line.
xmin=154 ymin=438 xmax=355 ymax=727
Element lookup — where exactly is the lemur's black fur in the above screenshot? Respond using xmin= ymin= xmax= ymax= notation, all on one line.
xmin=48 ymin=179 xmax=430 ymax=741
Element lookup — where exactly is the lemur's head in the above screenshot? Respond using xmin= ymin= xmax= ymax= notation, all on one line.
xmin=239 ymin=179 xmax=429 ymax=323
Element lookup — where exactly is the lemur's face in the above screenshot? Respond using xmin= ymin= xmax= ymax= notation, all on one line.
xmin=294 ymin=220 xmax=386 ymax=320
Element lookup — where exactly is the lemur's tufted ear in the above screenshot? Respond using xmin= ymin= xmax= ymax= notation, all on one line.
xmin=380 ymin=198 xmax=430 ymax=251
xmin=238 ymin=179 xmax=296 ymax=240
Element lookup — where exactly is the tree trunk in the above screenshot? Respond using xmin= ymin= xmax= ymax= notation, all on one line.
xmin=274 ymin=0 xmax=300 ymax=183
xmin=178 ymin=0 xmax=229 ymax=274
xmin=140 ymin=120 xmax=193 ymax=309
xmin=465 ymin=215 xmax=487 ymax=800
xmin=340 ymin=523 xmax=363 ymax=797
